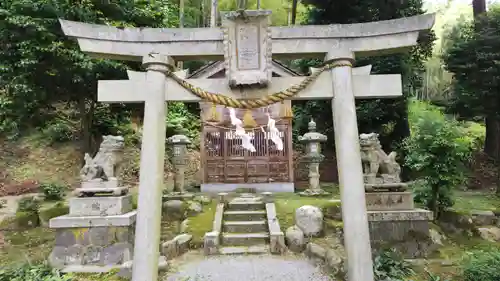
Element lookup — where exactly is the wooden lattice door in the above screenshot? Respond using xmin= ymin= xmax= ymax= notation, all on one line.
xmin=203 ymin=121 xmax=292 ymax=184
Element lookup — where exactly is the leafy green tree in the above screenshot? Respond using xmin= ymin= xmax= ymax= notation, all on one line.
xmin=0 ymin=0 xmax=177 ymax=152
xmin=442 ymin=5 xmax=500 ymax=190
xmin=293 ymin=0 xmax=434 ymax=180
xmin=404 ymin=101 xmax=472 ymax=218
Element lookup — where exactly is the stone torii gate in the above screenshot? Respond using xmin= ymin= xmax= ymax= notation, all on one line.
xmin=59 ymin=9 xmax=434 ymax=281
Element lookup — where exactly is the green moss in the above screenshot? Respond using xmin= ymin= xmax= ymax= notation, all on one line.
xmin=185 ymin=201 xmax=217 ymax=248
xmin=39 ymin=203 xmax=69 ymax=222
xmin=324 ymin=219 xmax=343 ymax=229
xmin=0 ymin=227 xmax=55 ymax=266
xmin=131 ymin=190 xmax=138 ymax=210
xmin=69 ymin=270 xmax=128 ymax=281
xmin=453 ymin=192 xmax=500 ymax=213
xmin=15 ymin=211 xmax=40 ymax=228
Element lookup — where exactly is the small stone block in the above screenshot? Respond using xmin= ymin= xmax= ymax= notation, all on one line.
xmin=218 ymin=193 xmax=229 ymax=203
xmin=270 ymin=232 xmax=286 ymax=255
xmin=163 ymin=192 xmax=195 ymax=201
xmin=204 ymin=231 xmax=219 ymax=255
xmin=261 ymin=192 xmax=274 ymax=203
xmin=69 ymin=195 xmax=133 ymax=217
xmin=365 ymin=192 xmax=414 ymax=211
xmin=298 ymin=189 xmax=331 ymax=197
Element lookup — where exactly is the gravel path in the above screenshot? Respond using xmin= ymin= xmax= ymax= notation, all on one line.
xmin=164 ymin=253 xmax=334 ymax=281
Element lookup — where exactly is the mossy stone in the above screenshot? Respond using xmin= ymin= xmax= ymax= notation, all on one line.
xmin=15 ymin=211 xmax=40 ymax=228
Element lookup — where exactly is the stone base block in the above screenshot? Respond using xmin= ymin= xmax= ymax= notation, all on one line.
xmin=163 ymin=192 xmax=195 ymax=201
xmin=298 ymin=189 xmax=331 ymax=197
xmin=201 ymin=183 xmax=294 ymax=193
xmin=365 ymin=182 xmax=407 ymax=192
xmin=204 ymin=231 xmax=220 ymax=255
xmin=69 ymin=195 xmax=133 ymax=217
xmin=48 ymin=215 xmax=136 ymax=270
xmin=365 ymin=192 xmax=414 ymax=211
xmin=73 ymin=187 xmax=128 ymax=197
xmin=368 ymin=209 xmax=434 ymax=258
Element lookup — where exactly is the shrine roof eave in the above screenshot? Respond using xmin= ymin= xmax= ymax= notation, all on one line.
xmin=59 ymin=13 xmax=435 ymax=62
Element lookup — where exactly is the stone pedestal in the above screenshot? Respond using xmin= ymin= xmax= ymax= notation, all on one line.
xmin=48 ymin=194 xmax=167 ymax=273
xmin=49 ymin=211 xmax=137 ymax=271
xmin=366 ymin=189 xmax=433 ymax=258
xmin=365 ymin=191 xmax=434 ymax=258
xmin=365 ymin=192 xmax=414 ymax=211
xmin=368 ymin=209 xmax=434 ymax=258
xmin=69 ymin=195 xmax=133 ymax=217
xmin=74 ymin=178 xmax=128 ymax=197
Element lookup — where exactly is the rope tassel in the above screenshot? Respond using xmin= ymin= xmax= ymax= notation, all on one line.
xmin=242 ymin=109 xmax=257 ymax=128
xmin=279 ymin=101 xmax=293 ymax=119
xmin=205 ymin=103 xmax=220 ymax=122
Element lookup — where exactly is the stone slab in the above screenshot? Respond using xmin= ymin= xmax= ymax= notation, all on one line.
xmin=50 ymin=211 xmax=137 ymax=228
xmin=163 ymin=193 xmax=195 ymax=201
xmin=365 ymin=192 xmax=414 ymax=211
xmin=213 ymin=203 xmax=225 ymax=233
xmin=367 ymin=209 xmax=433 ymax=222
xmin=201 ymin=183 xmax=294 ymax=193
xmin=222 ymin=10 xmax=272 ymax=87
xmin=74 ymin=187 xmax=128 ymax=197
xmin=69 ymin=195 xmax=133 ymax=216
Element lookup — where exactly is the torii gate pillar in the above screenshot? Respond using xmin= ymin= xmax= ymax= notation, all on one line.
xmin=328 ymin=51 xmax=374 ymax=281
xmin=132 ymin=54 xmax=173 ymax=281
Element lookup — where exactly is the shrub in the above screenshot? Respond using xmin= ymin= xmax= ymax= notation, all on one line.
xmin=373 ymin=250 xmax=415 ymax=281
xmin=0 ymin=264 xmax=71 ymax=281
xmin=39 ymin=183 xmax=67 ymax=201
xmin=40 ymin=121 xmax=77 ymax=143
xmin=404 ymin=101 xmax=473 ymax=219
xmin=461 ymin=250 xmax=500 ymax=281
xmin=15 ymin=196 xmax=41 ymax=228
xmin=17 ymin=196 xmax=40 ymax=213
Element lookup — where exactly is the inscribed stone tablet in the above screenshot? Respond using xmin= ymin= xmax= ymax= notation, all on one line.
xmin=236 ymin=24 xmax=260 ymax=70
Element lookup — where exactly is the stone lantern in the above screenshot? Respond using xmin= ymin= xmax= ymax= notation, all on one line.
xmin=166 ymin=134 xmax=192 ymax=199
xmin=298 ymin=120 xmax=330 ymax=196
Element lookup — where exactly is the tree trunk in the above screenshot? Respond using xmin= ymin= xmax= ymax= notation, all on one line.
xmin=291 ymin=0 xmax=298 ymax=25
xmin=484 ymin=116 xmax=500 ymax=161
xmin=473 ymin=0 xmax=487 ymax=18
xmin=485 ymin=116 xmax=500 ymax=194
xmin=78 ymin=97 xmax=96 ymax=165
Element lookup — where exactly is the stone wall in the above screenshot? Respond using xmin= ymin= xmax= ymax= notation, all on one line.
xmin=49 ymin=225 xmax=135 ymax=268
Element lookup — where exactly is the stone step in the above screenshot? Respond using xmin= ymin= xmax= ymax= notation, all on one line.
xmin=224 ymin=210 xmax=267 ymax=221
xmin=227 ymin=201 xmax=265 ymax=211
xmin=219 ymin=244 xmax=270 ymax=255
xmin=221 ymin=232 xmax=269 ymax=246
xmin=223 ymin=220 xmax=268 ymax=233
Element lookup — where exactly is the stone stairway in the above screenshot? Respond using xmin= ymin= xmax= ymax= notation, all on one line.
xmin=219 ymin=194 xmax=271 ymax=255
